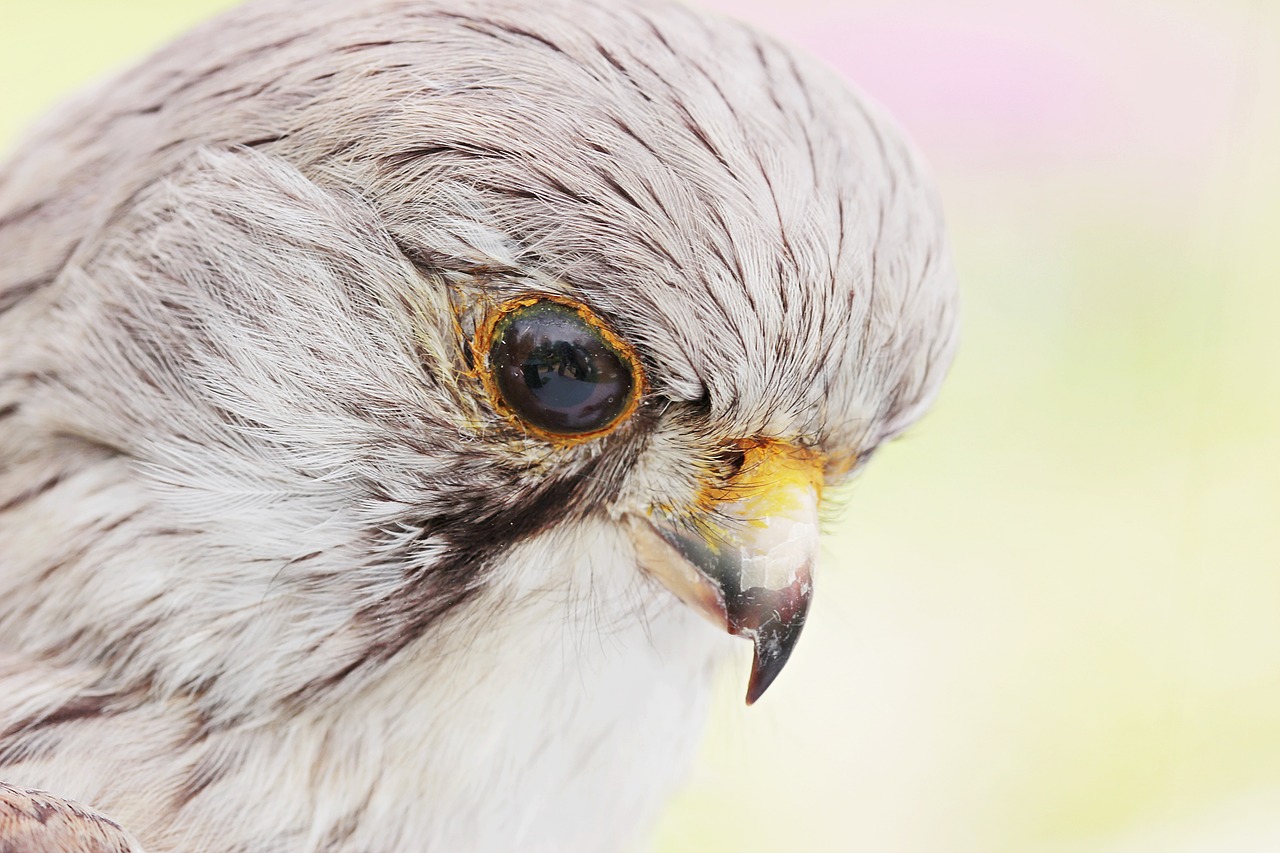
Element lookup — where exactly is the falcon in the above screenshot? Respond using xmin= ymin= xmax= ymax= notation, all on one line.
xmin=0 ymin=0 xmax=959 ymax=849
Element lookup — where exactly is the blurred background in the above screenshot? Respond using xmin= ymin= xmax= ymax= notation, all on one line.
xmin=2 ymin=1 xmax=1277 ymax=850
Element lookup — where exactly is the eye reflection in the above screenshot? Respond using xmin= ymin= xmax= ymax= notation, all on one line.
xmin=483 ymin=298 xmax=640 ymax=437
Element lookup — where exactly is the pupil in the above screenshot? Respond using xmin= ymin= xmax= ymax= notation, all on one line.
xmin=490 ymin=301 xmax=635 ymax=435
xmin=521 ymin=343 xmax=596 ymax=409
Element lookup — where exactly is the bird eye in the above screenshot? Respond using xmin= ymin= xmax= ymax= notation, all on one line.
xmin=475 ymin=295 xmax=643 ymax=440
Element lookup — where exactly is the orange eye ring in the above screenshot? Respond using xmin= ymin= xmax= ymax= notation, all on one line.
xmin=473 ymin=294 xmax=646 ymax=444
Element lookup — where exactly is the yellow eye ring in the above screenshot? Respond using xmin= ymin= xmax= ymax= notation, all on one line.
xmin=473 ymin=294 xmax=645 ymax=443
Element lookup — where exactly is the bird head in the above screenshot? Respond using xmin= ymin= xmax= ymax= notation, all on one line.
xmin=0 ymin=0 xmax=957 ymax=734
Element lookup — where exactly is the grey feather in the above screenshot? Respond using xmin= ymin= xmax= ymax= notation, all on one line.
xmin=0 ymin=0 xmax=958 ymax=849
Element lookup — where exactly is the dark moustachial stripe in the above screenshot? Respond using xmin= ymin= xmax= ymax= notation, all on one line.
xmin=284 ymin=423 xmax=648 ymax=708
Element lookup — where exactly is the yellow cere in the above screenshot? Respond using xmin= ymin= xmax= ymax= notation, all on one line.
xmin=700 ymin=439 xmax=826 ymax=525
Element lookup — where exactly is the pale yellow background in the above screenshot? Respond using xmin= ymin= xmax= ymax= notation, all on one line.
xmin=2 ymin=2 xmax=1278 ymax=851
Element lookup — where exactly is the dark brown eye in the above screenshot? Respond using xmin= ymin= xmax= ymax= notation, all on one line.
xmin=477 ymin=296 xmax=642 ymax=439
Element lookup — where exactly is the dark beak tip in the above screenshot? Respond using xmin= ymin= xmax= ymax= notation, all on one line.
xmin=639 ymin=516 xmax=817 ymax=706
xmin=743 ymin=618 xmax=807 ymax=705
xmin=744 ymin=656 xmax=773 ymax=706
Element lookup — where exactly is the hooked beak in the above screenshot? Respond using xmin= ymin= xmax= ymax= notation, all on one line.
xmin=627 ymin=440 xmax=822 ymax=704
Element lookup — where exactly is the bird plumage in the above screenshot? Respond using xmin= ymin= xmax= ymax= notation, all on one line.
xmin=0 ymin=781 xmax=143 ymax=852
xmin=0 ymin=0 xmax=958 ymax=849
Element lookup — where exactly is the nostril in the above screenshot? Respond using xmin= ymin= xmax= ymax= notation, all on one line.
xmin=718 ymin=445 xmax=748 ymax=482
